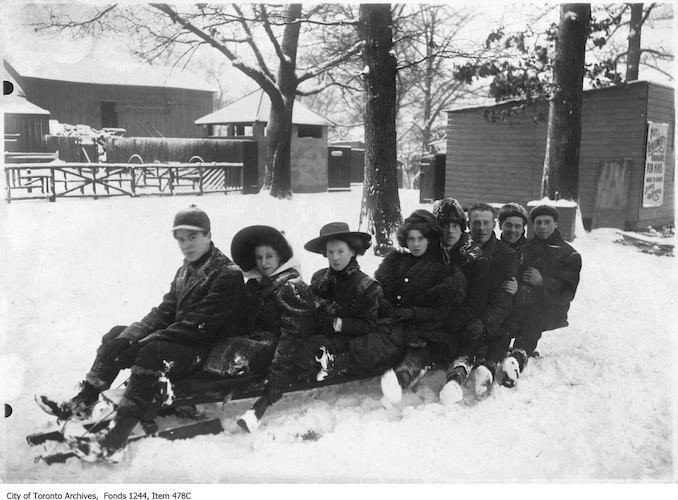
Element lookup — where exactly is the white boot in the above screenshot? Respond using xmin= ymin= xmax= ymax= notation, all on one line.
xmin=439 ymin=379 xmax=463 ymax=406
xmin=236 ymin=409 xmax=260 ymax=434
xmin=380 ymin=369 xmax=403 ymax=405
xmin=500 ymin=356 xmax=520 ymax=388
xmin=470 ymin=365 xmax=493 ymax=399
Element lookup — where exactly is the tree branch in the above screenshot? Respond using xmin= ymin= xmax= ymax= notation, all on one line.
xmin=296 ymin=40 xmax=363 ymax=84
xmin=259 ymin=4 xmax=286 ymax=64
xmin=149 ymin=3 xmax=279 ymax=97
xmin=231 ymin=4 xmax=275 ymax=81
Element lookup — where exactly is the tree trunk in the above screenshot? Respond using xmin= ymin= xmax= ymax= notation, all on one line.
xmin=626 ymin=3 xmax=643 ymax=81
xmin=541 ymin=4 xmax=591 ymax=201
xmin=266 ymin=3 xmax=302 ymax=199
xmin=359 ymin=4 xmax=402 ymax=255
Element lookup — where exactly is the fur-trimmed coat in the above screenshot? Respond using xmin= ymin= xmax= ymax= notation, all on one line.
xmin=243 ymin=260 xmax=315 ymax=386
xmin=118 ymin=243 xmax=245 ymax=346
xmin=375 ymin=245 xmax=466 ymax=343
xmin=479 ymin=233 xmax=518 ymax=337
xmin=443 ymin=232 xmax=491 ymax=333
xmin=310 ymin=259 xmax=382 ymax=337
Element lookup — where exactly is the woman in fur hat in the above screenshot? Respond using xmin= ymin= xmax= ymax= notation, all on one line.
xmin=359 ymin=209 xmax=466 ymax=405
xmin=203 ymin=225 xmax=315 ymax=433
xmin=300 ymin=222 xmax=383 ymax=380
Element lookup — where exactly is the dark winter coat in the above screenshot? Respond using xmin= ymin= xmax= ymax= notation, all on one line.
xmin=479 ymin=234 xmax=518 ymax=337
xmin=443 ymin=233 xmax=491 ymax=333
xmin=518 ymin=229 xmax=582 ymax=331
xmin=375 ymin=244 xmax=466 ymax=344
xmin=310 ymin=258 xmax=382 ymax=337
xmin=501 ymin=234 xmax=529 ymax=254
xmin=243 ymin=262 xmax=315 ymax=386
xmin=118 ymin=243 xmax=245 ymax=346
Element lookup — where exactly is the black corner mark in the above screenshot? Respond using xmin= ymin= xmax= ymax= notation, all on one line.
xmin=4 ymin=80 xmax=14 ymax=95
xmin=4 ymin=403 xmax=12 ymax=418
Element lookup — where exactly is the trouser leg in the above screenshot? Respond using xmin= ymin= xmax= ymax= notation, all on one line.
xmin=349 ymin=325 xmax=406 ymax=369
xmin=116 ymin=340 xmax=207 ymax=420
xmin=85 ymin=325 xmax=138 ymax=391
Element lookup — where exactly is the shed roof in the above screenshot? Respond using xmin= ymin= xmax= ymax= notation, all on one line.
xmin=2 ymin=64 xmax=50 ymax=115
xmin=195 ymin=89 xmax=333 ymax=126
xmin=6 ymin=57 xmax=216 ymax=93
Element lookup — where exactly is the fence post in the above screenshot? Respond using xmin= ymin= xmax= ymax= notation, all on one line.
xmin=49 ymin=168 xmax=56 ymax=202
xmin=5 ymin=168 xmax=12 ymax=203
xmin=130 ymin=167 xmax=136 ymax=197
xmin=199 ymin=166 xmax=204 ymax=195
xmin=91 ymin=166 xmax=98 ymax=199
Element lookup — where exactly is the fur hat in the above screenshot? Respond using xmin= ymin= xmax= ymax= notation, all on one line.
xmin=529 ymin=204 xmax=559 ymax=222
xmin=432 ymin=198 xmax=467 ymax=231
xmin=304 ymin=222 xmax=371 ymax=255
xmin=498 ymin=202 xmax=529 ymax=225
xmin=231 ymin=225 xmax=293 ymax=272
xmin=396 ymin=209 xmax=441 ymax=247
xmin=172 ymin=205 xmax=210 ymax=233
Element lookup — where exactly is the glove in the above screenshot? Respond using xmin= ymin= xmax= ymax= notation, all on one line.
xmin=100 ymin=338 xmax=131 ymax=364
xmin=392 ymin=307 xmax=415 ymax=322
xmin=265 ymin=380 xmax=284 ymax=404
xmin=462 ymin=318 xmax=484 ymax=341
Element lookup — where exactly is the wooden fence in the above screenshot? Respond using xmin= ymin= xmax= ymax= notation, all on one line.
xmin=4 ymin=162 xmax=243 ymax=202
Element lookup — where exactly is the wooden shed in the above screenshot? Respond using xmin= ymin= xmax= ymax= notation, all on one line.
xmin=4 ymin=58 xmax=215 ymax=139
xmin=196 ymin=90 xmax=333 ymax=193
xmin=3 ymin=73 xmax=51 ymax=155
xmin=445 ymin=81 xmax=674 ymax=230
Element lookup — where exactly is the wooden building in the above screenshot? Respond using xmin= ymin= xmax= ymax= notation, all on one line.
xmin=3 ymin=71 xmax=51 ymax=155
xmin=445 ymin=81 xmax=674 ymax=230
xmin=196 ymin=90 xmax=333 ymax=193
xmin=4 ymin=58 xmax=215 ymax=138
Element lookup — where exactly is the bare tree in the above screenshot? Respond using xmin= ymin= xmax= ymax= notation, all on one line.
xmin=542 ymin=4 xmax=591 ymax=201
xmin=31 ymin=3 xmax=362 ymax=198
xmin=359 ymin=4 xmax=401 ymax=255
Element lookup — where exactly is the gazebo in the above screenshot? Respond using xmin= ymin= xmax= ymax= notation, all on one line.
xmin=196 ymin=90 xmax=333 ymax=192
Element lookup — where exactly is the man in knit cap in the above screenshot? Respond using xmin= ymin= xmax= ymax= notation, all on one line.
xmin=499 ymin=204 xmax=582 ymax=388
xmin=497 ymin=202 xmax=529 ymax=296
xmin=435 ymin=202 xmax=518 ymax=402
xmin=431 ymin=198 xmax=491 ymax=404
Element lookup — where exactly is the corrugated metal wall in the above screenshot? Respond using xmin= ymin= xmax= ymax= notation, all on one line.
xmin=18 ymin=78 xmax=213 ymax=138
xmin=445 ymin=81 xmax=674 ymax=229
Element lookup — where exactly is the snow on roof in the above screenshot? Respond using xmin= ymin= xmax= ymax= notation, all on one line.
xmin=7 ymin=57 xmax=216 ymax=93
xmin=2 ymin=94 xmax=51 ymax=115
xmin=195 ymin=89 xmax=333 ymax=127
xmin=2 ymin=64 xmax=50 ymax=115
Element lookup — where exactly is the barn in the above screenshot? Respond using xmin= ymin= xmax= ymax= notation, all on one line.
xmin=4 ymin=58 xmax=215 ymax=138
xmin=445 ymin=81 xmax=674 ymax=230
xmin=196 ymin=89 xmax=333 ymax=193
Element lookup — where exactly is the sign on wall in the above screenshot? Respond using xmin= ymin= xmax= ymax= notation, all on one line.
xmin=642 ymin=121 xmax=669 ymax=208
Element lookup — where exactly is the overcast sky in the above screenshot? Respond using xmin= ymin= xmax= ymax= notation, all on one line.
xmin=1 ymin=2 xmax=674 ymax=99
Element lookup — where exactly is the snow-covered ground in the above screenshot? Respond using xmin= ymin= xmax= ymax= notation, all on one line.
xmin=1 ymin=188 xmax=675 ymax=483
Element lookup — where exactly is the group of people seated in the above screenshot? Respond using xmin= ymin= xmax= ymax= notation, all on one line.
xmin=36 ymin=198 xmax=582 ymax=463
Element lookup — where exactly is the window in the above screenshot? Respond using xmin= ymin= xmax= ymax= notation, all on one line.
xmin=297 ymin=125 xmax=323 ymax=138
xmin=101 ymin=102 xmax=118 ymax=128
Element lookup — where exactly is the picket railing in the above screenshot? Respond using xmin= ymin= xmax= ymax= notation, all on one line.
xmin=4 ymin=162 xmax=243 ymax=202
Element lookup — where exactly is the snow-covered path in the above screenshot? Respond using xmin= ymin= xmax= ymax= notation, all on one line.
xmin=1 ymin=189 xmax=675 ymax=482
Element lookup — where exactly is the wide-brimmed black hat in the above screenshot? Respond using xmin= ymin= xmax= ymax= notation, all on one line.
xmin=304 ymin=222 xmax=371 ymax=255
xmin=231 ymin=225 xmax=293 ymax=272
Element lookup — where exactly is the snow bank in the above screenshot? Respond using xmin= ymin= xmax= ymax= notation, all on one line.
xmin=1 ymin=188 xmax=675 ymax=482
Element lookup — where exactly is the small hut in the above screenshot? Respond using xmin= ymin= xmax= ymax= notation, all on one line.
xmin=444 ymin=81 xmax=674 ymax=230
xmin=196 ymin=90 xmax=333 ymax=193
